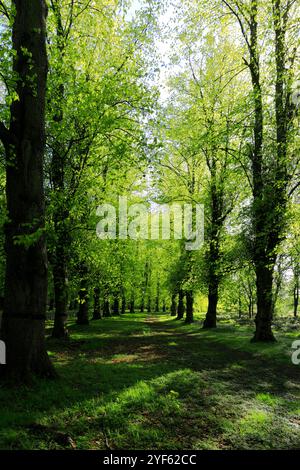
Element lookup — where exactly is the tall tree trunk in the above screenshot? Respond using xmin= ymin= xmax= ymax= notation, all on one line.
xmin=203 ymin=195 xmax=220 ymax=330
xmin=170 ymin=293 xmax=177 ymax=317
xmin=293 ymin=276 xmax=299 ymax=318
xmin=238 ymin=295 xmax=242 ymax=319
xmin=0 ymin=0 xmax=55 ymax=381
xmin=155 ymin=278 xmax=160 ymax=312
xmin=162 ymin=299 xmax=166 ymax=313
xmin=147 ymin=296 xmax=151 ymax=313
xmin=49 ymin=3 xmax=70 ymax=339
xmin=176 ymin=289 xmax=185 ymax=320
xmin=130 ymin=297 xmax=135 ymax=313
xmin=248 ymin=298 xmax=252 ymax=319
xmin=103 ymin=298 xmax=110 ymax=317
xmin=249 ymin=1 xmax=276 ymax=342
xmin=293 ymin=266 xmax=300 ymax=318
xmin=203 ymin=278 xmax=218 ymax=328
xmin=202 ymin=150 xmax=222 ymax=329
xmin=121 ymin=293 xmax=126 ymax=314
xmin=185 ymin=291 xmax=194 ymax=324
xmin=252 ymin=263 xmax=275 ymax=341
xmin=92 ymin=287 xmax=101 ymax=320
xmin=77 ymin=264 xmax=89 ymax=325
xmin=113 ymin=296 xmax=120 ymax=316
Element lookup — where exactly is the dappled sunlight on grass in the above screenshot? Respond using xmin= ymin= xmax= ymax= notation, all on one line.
xmin=0 ymin=313 xmax=299 ymax=449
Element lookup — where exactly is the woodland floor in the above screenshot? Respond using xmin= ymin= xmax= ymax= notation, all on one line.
xmin=0 ymin=312 xmax=300 ymax=450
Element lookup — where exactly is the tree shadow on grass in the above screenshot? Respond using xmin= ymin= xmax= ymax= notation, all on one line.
xmin=0 ymin=315 xmax=299 ymax=449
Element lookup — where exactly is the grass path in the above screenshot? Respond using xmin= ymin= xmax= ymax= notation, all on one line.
xmin=0 ymin=313 xmax=299 ymax=449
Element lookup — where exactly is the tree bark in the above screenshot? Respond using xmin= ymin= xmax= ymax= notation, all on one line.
xmin=185 ymin=291 xmax=194 ymax=324
xmin=203 ymin=278 xmax=218 ymax=328
xmin=170 ymin=293 xmax=177 ymax=317
xmin=113 ymin=296 xmax=120 ymax=316
xmin=294 ymin=282 xmax=299 ymax=318
xmin=155 ymin=278 xmax=160 ymax=312
xmin=92 ymin=287 xmax=101 ymax=320
xmin=0 ymin=0 xmax=55 ymax=382
xmin=176 ymin=289 xmax=185 ymax=320
xmin=249 ymin=0 xmax=275 ymax=342
xmin=252 ymin=264 xmax=275 ymax=342
xmin=130 ymin=297 xmax=135 ymax=313
xmin=203 ymin=180 xmax=221 ymax=329
xmin=103 ymin=298 xmax=110 ymax=317
xmin=121 ymin=294 xmax=126 ymax=314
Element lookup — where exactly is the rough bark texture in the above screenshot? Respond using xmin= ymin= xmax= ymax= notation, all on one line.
xmin=0 ymin=0 xmax=55 ymax=382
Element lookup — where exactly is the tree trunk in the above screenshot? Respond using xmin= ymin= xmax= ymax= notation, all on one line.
xmin=252 ymin=264 xmax=275 ymax=342
xmin=203 ymin=280 xmax=218 ymax=328
xmin=185 ymin=291 xmax=194 ymax=324
xmin=49 ymin=3 xmax=71 ymax=339
xmin=147 ymin=297 xmax=151 ymax=313
xmin=92 ymin=287 xmax=101 ymax=320
xmin=176 ymin=289 xmax=185 ymax=320
xmin=238 ymin=295 xmax=242 ymax=319
xmin=0 ymin=0 xmax=55 ymax=382
xmin=103 ymin=298 xmax=110 ymax=317
xmin=155 ymin=279 xmax=160 ymax=312
xmin=77 ymin=265 xmax=89 ymax=325
xmin=121 ymin=294 xmax=126 ymax=314
xmin=294 ymin=283 xmax=299 ymax=318
xmin=170 ymin=293 xmax=177 ymax=317
xmin=162 ymin=300 xmax=166 ymax=313
xmin=113 ymin=296 xmax=120 ymax=316
xmin=130 ymin=297 xmax=135 ymax=313
xmin=248 ymin=298 xmax=252 ymax=319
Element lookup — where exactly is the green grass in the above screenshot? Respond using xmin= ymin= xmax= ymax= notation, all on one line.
xmin=0 ymin=312 xmax=299 ymax=450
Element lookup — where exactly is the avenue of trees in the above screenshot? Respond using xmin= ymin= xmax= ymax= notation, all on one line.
xmin=0 ymin=0 xmax=299 ymax=382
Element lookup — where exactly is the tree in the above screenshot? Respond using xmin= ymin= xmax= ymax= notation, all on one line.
xmin=219 ymin=0 xmax=299 ymax=341
xmin=0 ymin=0 xmax=55 ymax=381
